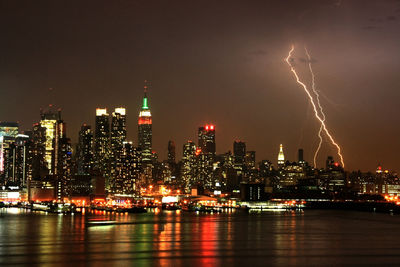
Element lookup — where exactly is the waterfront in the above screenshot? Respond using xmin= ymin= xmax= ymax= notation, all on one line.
xmin=1 ymin=209 xmax=400 ymax=266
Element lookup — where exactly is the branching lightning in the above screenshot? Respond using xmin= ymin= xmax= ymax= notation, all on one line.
xmin=304 ymin=47 xmax=325 ymax=168
xmin=285 ymin=45 xmax=345 ymax=168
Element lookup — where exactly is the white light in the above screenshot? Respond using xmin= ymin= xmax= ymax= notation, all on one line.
xmin=114 ymin=108 xmax=126 ymax=116
xmin=139 ymin=110 xmax=151 ymax=117
xmin=96 ymin=108 xmax=108 ymax=116
xmin=162 ymin=196 xmax=178 ymax=203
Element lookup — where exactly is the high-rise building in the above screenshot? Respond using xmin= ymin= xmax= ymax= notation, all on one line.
xmin=0 ymin=122 xmax=18 ymax=138
xmin=94 ymin=108 xmax=110 ymax=176
xmin=326 ymin=156 xmax=334 ymax=170
xmin=111 ymin=108 xmax=127 ymax=153
xmin=112 ymin=141 xmax=141 ymax=196
xmin=0 ymin=122 xmax=19 ymax=174
xmin=198 ymin=125 xmax=216 ymax=155
xmin=167 ymin=140 xmax=176 ymax=164
xmin=39 ymin=105 xmax=62 ymax=174
xmin=138 ymin=89 xmax=152 ymax=164
xmin=233 ymin=140 xmax=246 ymax=165
xmin=197 ymin=124 xmax=216 ymax=189
xmin=29 ymin=123 xmax=47 ymax=179
xmin=298 ymin=149 xmax=305 ymax=165
xmin=76 ymin=124 xmax=93 ymax=175
xmin=181 ymin=141 xmax=197 ymax=192
xmin=277 ymin=144 xmax=285 ymax=168
xmin=4 ymin=134 xmax=30 ymax=187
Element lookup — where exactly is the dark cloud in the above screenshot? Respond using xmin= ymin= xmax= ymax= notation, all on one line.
xmin=387 ymin=15 xmax=397 ymax=21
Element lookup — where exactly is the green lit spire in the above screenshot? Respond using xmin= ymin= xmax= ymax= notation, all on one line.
xmin=142 ymin=95 xmax=148 ymax=109
xmin=142 ymin=83 xmax=149 ymax=109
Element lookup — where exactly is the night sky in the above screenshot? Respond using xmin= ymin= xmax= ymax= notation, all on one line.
xmin=1 ymin=0 xmax=400 ymax=171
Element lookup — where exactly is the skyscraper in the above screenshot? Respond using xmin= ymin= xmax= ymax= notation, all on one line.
xmin=198 ymin=125 xmax=216 ymax=155
xmin=111 ymin=108 xmax=127 ymax=153
xmin=182 ymin=141 xmax=197 ymax=192
xmin=233 ymin=140 xmax=246 ymax=165
xmin=277 ymin=144 xmax=285 ymax=168
xmin=39 ymin=105 xmax=61 ymax=173
xmin=76 ymin=124 xmax=94 ymax=175
xmin=94 ymin=108 xmax=110 ymax=176
xmin=167 ymin=140 xmax=176 ymax=164
xmin=298 ymin=149 xmax=305 ymax=166
xmin=197 ymin=125 xmax=216 ymax=189
xmin=0 ymin=122 xmax=19 ymax=174
xmin=112 ymin=141 xmax=141 ymax=196
xmin=138 ymin=89 xmax=152 ymax=164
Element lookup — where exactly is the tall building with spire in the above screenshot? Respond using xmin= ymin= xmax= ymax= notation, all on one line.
xmin=138 ymin=86 xmax=152 ymax=164
xmin=277 ymin=144 xmax=285 ymax=168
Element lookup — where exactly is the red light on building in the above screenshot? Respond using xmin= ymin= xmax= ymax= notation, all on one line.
xmin=334 ymin=162 xmax=339 ymax=167
xmin=195 ymin=148 xmax=202 ymax=156
xmin=205 ymin=125 xmax=209 ymax=130
xmin=210 ymin=125 xmax=214 ymax=130
xmin=138 ymin=117 xmax=152 ymax=125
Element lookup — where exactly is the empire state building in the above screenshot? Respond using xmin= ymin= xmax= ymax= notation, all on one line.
xmin=138 ymin=87 xmax=152 ymax=163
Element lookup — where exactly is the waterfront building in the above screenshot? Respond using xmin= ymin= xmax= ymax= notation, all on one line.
xmin=94 ymin=108 xmax=110 ymax=178
xmin=181 ymin=141 xmax=197 ymax=192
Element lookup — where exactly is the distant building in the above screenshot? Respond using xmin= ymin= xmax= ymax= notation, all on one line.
xmin=138 ymin=89 xmax=152 ymax=164
xmin=277 ymin=144 xmax=285 ymax=168
xmin=298 ymin=149 xmax=305 ymax=166
xmin=111 ymin=141 xmax=141 ymax=196
xmin=181 ymin=141 xmax=197 ymax=192
xmin=76 ymin=124 xmax=94 ymax=175
xmin=198 ymin=125 xmax=216 ymax=155
xmin=39 ymin=105 xmax=62 ymax=174
xmin=94 ymin=108 xmax=110 ymax=177
xmin=167 ymin=140 xmax=176 ymax=164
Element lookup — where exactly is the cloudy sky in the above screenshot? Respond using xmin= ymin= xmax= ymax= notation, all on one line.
xmin=1 ymin=0 xmax=400 ymax=171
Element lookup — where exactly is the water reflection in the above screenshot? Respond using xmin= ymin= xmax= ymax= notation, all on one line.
xmin=1 ymin=208 xmax=400 ymax=265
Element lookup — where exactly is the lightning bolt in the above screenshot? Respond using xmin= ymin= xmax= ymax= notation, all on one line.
xmin=304 ymin=47 xmax=325 ymax=168
xmin=285 ymin=45 xmax=345 ymax=168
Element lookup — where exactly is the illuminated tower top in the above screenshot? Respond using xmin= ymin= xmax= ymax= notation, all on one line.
xmin=138 ymin=86 xmax=152 ymax=123
xmin=278 ymin=144 xmax=285 ymax=166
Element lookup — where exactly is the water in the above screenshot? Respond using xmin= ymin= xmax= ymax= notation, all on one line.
xmin=1 ymin=208 xmax=400 ymax=266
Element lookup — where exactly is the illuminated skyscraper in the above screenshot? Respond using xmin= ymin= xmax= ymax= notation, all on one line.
xmin=29 ymin=123 xmax=47 ymax=179
xmin=76 ymin=124 xmax=94 ymax=175
xmin=112 ymin=141 xmax=141 ymax=196
xmin=0 ymin=122 xmax=19 ymax=174
xmin=277 ymin=144 xmax=285 ymax=168
xmin=94 ymin=108 xmax=110 ymax=176
xmin=138 ymin=89 xmax=152 ymax=164
xmin=198 ymin=125 xmax=216 ymax=155
xmin=111 ymin=108 xmax=127 ymax=153
xmin=182 ymin=140 xmax=197 ymax=192
xmin=39 ymin=105 xmax=61 ymax=173
xmin=197 ymin=124 xmax=216 ymax=189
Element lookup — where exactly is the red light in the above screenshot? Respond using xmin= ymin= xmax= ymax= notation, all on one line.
xmin=205 ymin=125 xmax=209 ymax=130
xmin=334 ymin=162 xmax=339 ymax=167
xmin=195 ymin=148 xmax=202 ymax=156
xmin=378 ymin=166 xmax=382 ymax=170
xmin=210 ymin=125 xmax=214 ymax=130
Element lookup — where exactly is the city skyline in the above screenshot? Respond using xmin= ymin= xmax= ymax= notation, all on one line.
xmin=2 ymin=0 xmax=400 ymax=171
